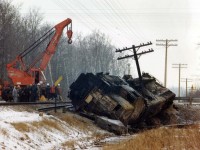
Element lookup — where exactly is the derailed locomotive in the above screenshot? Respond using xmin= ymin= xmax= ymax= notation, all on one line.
xmin=68 ymin=72 xmax=175 ymax=127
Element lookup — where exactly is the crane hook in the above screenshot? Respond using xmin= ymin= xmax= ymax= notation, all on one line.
xmin=67 ymin=28 xmax=73 ymax=44
xmin=68 ymin=39 xmax=72 ymax=44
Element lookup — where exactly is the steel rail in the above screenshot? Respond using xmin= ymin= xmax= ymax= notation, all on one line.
xmin=37 ymin=104 xmax=73 ymax=111
xmin=0 ymin=101 xmax=71 ymax=106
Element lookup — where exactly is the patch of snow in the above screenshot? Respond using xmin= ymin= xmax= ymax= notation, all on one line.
xmin=101 ymin=134 xmax=135 ymax=144
xmin=99 ymin=116 xmax=124 ymax=126
xmin=0 ymin=107 xmax=110 ymax=150
xmin=0 ymin=108 xmax=42 ymax=123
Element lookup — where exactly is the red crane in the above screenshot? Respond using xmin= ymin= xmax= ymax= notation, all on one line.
xmin=6 ymin=18 xmax=73 ymax=86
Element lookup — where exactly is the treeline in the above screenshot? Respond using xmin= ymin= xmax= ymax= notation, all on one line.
xmin=0 ymin=0 xmax=126 ymax=97
xmin=0 ymin=0 xmax=43 ymax=79
xmin=48 ymin=31 xmax=127 ymax=97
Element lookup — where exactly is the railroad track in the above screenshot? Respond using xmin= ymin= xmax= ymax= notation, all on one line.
xmin=0 ymin=100 xmax=74 ymax=112
xmin=0 ymin=101 xmax=71 ymax=106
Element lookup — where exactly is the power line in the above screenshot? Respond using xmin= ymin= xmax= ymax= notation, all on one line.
xmin=55 ymin=0 xmax=122 ymax=46
xmin=54 ymin=0 xmax=94 ymax=31
xmin=103 ymin=0 xmax=143 ymax=42
xmin=115 ymin=0 xmax=147 ymax=41
xmin=94 ymin=0 xmax=141 ymax=46
xmin=76 ymin=0 xmax=129 ymax=46
xmin=114 ymin=0 xmax=146 ymax=40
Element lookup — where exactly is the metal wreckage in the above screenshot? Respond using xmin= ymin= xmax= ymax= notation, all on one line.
xmin=68 ymin=42 xmax=176 ymax=134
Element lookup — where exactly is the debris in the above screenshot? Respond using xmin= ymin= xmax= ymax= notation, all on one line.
xmin=69 ymin=73 xmax=146 ymax=126
xmin=123 ymin=73 xmax=175 ymax=121
xmin=68 ymin=72 xmax=175 ymax=134
xmin=95 ymin=116 xmax=128 ymax=135
xmin=39 ymin=112 xmax=44 ymax=116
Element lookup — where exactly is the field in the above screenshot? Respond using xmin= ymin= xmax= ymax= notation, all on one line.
xmin=1 ymin=104 xmax=200 ymax=149
xmin=104 ymin=125 xmax=200 ymax=150
xmin=0 ymin=106 xmax=112 ymax=149
xmin=104 ymin=104 xmax=200 ymax=150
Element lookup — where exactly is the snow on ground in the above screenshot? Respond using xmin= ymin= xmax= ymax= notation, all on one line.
xmin=99 ymin=116 xmax=124 ymax=127
xmin=0 ymin=106 xmax=114 ymax=150
xmin=1 ymin=103 xmax=198 ymax=149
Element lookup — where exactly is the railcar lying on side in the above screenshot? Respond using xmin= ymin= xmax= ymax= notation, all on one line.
xmin=68 ymin=72 xmax=175 ymax=127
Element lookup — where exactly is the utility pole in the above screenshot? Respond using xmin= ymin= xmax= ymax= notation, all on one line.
xmin=156 ymin=39 xmax=178 ymax=87
xmin=181 ymin=78 xmax=192 ymax=97
xmin=189 ymin=85 xmax=196 ymax=105
xmin=127 ymin=63 xmax=131 ymax=75
xmin=172 ymin=64 xmax=187 ymax=99
xmin=116 ymin=42 xmax=153 ymax=89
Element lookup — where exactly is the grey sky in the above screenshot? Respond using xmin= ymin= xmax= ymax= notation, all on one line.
xmin=13 ymin=0 xmax=200 ymax=88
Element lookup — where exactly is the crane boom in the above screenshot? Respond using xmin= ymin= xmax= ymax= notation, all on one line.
xmin=40 ymin=18 xmax=72 ymax=70
xmin=6 ymin=18 xmax=73 ymax=86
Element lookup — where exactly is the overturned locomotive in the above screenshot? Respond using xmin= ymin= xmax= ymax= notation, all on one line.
xmin=68 ymin=72 xmax=175 ymax=127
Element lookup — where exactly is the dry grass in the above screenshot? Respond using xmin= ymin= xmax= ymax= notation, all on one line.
xmin=54 ymin=112 xmax=113 ymax=144
xmin=11 ymin=123 xmax=30 ymax=132
xmin=6 ymin=106 xmax=37 ymax=112
xmin=23 ymin=134 xmax=30 ymax=140
xmin=0 ymin=129 xmax=8 ymax=136
xmin=61 ymin=140 xmax=77 ymax=149
xmin=92 ymin=132 xmax=111 ymax=141
xmin=31 ymin=119 xmax=64 ymax=132
xmin=104 ymin=125 xmax=200 ymax=150
xmin=11 ymin=117 xmax=65 ymax=134
xmin=55 ymin=112 xmax=93 ymax=131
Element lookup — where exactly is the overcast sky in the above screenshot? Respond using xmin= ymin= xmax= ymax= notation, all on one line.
xmin=12 ymin=0 xmax=200 ymax=89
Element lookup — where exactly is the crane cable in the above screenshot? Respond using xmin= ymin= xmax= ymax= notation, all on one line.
xmin=19 ymin=27 xmax=55 ymax=58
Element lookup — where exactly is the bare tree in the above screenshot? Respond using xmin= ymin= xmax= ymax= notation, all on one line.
xmin=0 ymin=0 xmax=44 ymax=81
xmin=47 ymin=31 xmax=127 ymax=97
xmin=0 ymin=0 xmax=21 ymax=79
xmin=0 ymin=1 xmax=127 ymax=99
